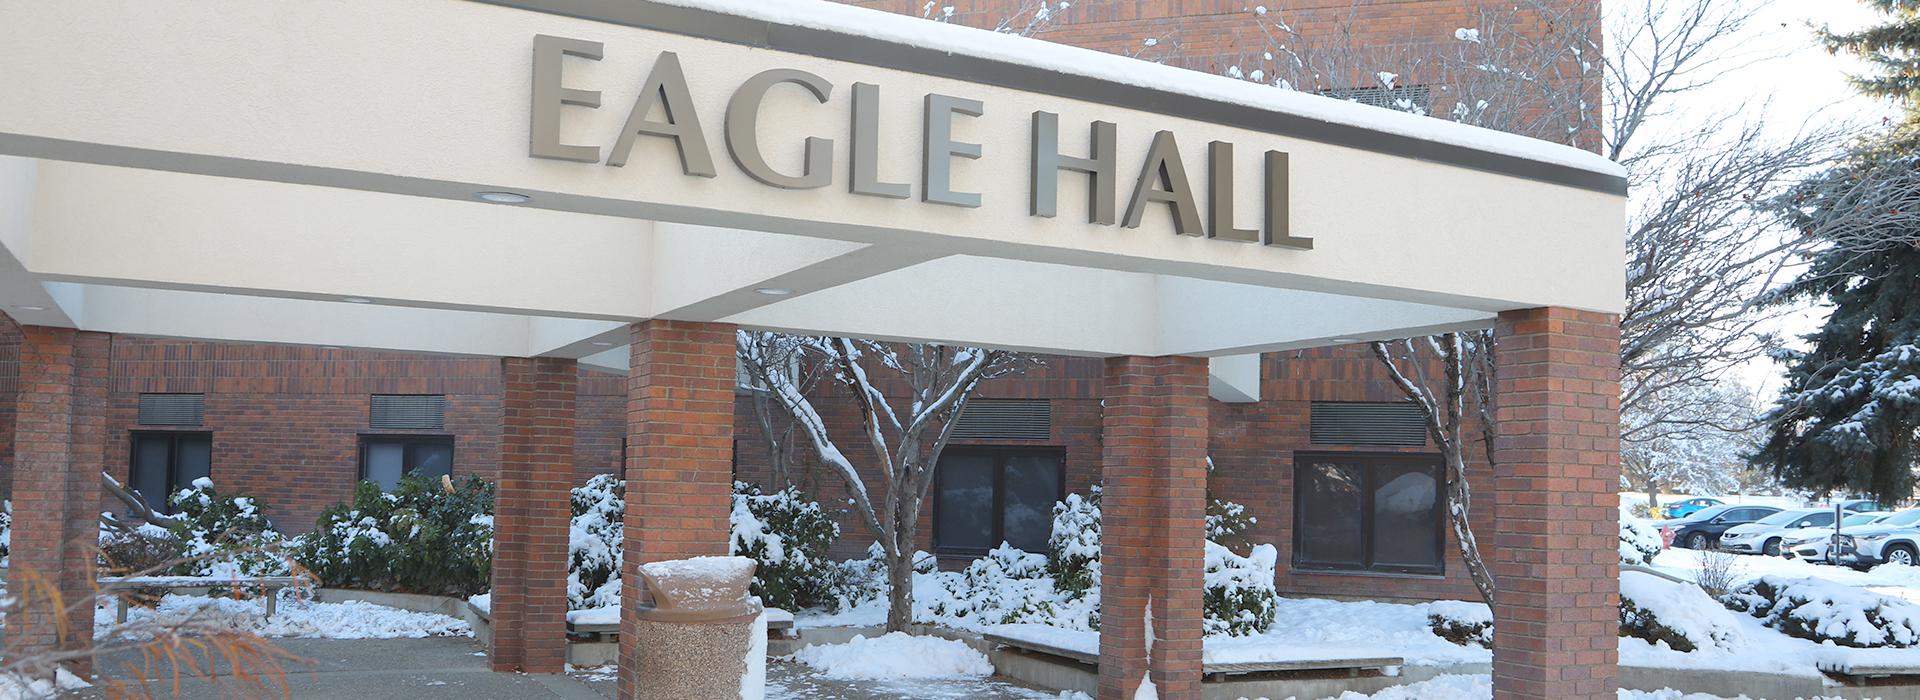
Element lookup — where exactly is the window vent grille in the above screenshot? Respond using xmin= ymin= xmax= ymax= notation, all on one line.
xmin=1309 ymin=401 xmax=1428 ymax=446
xmin=137 ymin=393 xmax=205 ymax=426
xmin=1318 ymin=85 xmax=1434 ymax=112
xmin=370 ymin=394 xmax=447 ymax=430
xmin=951 ymin=399 xmax=1052 ymax=441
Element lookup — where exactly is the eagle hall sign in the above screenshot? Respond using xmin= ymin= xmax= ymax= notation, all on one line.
xmin=527 ymin=35 xmax=1311 ymax=250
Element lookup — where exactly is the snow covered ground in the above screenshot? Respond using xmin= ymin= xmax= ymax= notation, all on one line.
xmin=788 ymin=632 xmax=994 ymax=680
xmin=95 ymin=591 xmax=472 ymax=639
xmin=1269 ymin=675 xmax=1855 ymax=700
xmin=1649 ymin=547 xmax=1920 ymax=600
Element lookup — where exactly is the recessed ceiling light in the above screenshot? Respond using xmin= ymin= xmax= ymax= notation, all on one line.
xmin=755 ymin=287 xmax=794 ymax=296
xmin=474 ymin=191 xmax=531 ymax=204
xmin=340 ymin=297 xmax=373 ymax=304
xmin=591 ymin=341 xmax=615 ymax=347
xmin=13 ymin=305 xmax=46 ymax=311
xmin=1331 ymin=337 xmax=1364 ymax=344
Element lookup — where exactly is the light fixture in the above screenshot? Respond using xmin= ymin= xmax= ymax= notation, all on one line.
xmin=340 ymin=297 xmax=373 ymax=304
xmin=13 ymin=305 xmax=46 ymax=311
xmin=591 ymin=341 xmax=615 ymax=347
xmin=473 ymin=191 xmax=531 ymax=204
xmin=755 ymin=287 xmax=794 ymax=296
xmin=1331 ymin=337 xmax=1364 ymax=344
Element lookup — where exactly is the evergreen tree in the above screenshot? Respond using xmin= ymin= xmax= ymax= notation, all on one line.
xmin=1823 ymin=0 xmax=1920 ymax=99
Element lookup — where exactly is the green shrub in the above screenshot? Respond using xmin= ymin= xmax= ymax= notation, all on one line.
xmin=730 ymin=481 xmax=840 ymax=611
xmin=1620 ymin=518 xmax=1662 ymax=567
xmin=166 ymin=480 xmax=290 ymax=578
xmin=1047 ymin=490 xmax=1101 ymax=596
xmin=1203 ymin=541 xmax=1279 ymax=636
xmin=1426 ymin=601 xmax=1492 ymax=647
xmin=569 ymin=474 xmax=624 ymax=610
xmin=297 ymin=473 xmax=494 ymax=596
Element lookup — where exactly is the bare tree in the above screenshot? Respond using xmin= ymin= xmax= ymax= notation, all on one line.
xmin=737 ymin=331 xmax=1028 ymax=633
xmin=738 ymin=339 xmax=830 ymax=491
xmin=1372 ymin=333 xmax=1498 ymax=606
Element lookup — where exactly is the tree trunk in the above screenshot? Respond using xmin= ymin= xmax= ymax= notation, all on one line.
xmin=1447 ymin=454 xmax=1496 ymax=608
xmin=1646 ymin=481 xmax=1661 ymax=512
xmin=884 ymin=550 xmax=915 ymax=633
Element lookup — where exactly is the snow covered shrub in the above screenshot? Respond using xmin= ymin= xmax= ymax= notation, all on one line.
xmin=1426 ymin=600 xmax=1492 ymax=647
xmin=297 ymin=474 xmax=494 ymax=596
xmin=99 ymin=526 xmax=183 ymax=576
xmin=1618 ymin=571 xmax=1744 ymax=653
xmin=1202 ymin=542 xmax=1279 ymax=636
xmin=1047 ymin=489 xmax=1101 ymax=596
xmin=1620 ymin=518 xmax=1663 ymax=567
xmin=825 ymin=543 xmax=936 ymax=613
xmin=921 ymin=543 xmax=1099 ymax=629
xmin=731 ymin=481 xmax=840 ymax=611
xmin=1205 ymin=459 xmax=1257 ymax=548
xmin=569 ymin=474 xmax=623 ymax=610
xmin=165 ymin=479 xmax=291 ymax=578
xmin=1721 ymin=575 xmax=1920 ymax=648
xmin=0 ymin=500 xmax=10 ymax=564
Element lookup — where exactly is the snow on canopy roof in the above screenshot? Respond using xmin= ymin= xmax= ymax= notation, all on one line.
xmin=646 ymin=0 xmax=1626 ymax=181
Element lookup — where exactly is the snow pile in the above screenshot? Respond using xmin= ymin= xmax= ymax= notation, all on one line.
xmin=1620 ymin=517 xmax=1663 ymax=566
xmin=788 ymin=632 xmax=993 ymax=679
xmin=0 ymin=666 xmax=90 ymax=699
xmin=1426 ymin=600 xmax=1492 ymax=647
xmin=1722 ymin=575 xmax=1920 ymax=647
xmin=1202 ymin=542 xmax=1278 ymax=636
xmin=98 ymin=592 xmax=470 ymax=639
xmin=1618 ymin=572 xmax=1745 ymax=653
xmin=569 ymin=474 xmax=624 ymax=610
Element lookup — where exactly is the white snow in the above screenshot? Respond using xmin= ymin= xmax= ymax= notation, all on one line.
xmin=788 ymin=632 xmax=993 ymax=680
xmin=1268 ymin=675 xmax=1855 ymax=700
xmin=1620 ymin=571 xmax=1746 ymax=652
xmin=0 ymin=667 xmax=91 ymax=700
xmin=741 ymin=610 xmax=768 ymax=700
xmin=97 ymin=592 xmax=471 ymax=639
xmin=468 ymin=592 xmax=491 ymax=614
xmin=646 ymin=0 xmax=1624 ymax=178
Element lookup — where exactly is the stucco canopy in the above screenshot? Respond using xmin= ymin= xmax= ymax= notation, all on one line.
xmin=0 ymin=0 xmax=1625 ymax=402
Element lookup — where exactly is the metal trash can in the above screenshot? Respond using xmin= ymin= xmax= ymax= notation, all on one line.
xmin=631 ymin=556 xmax=766 ymax=700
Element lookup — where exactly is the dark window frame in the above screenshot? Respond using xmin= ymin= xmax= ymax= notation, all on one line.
xmin=357 ymin=434 xmax=457 ymax=488
xmin=128 ymin=430 xmax=214 ymax=514
xmin=932 ymin=446 xmax=1067 ymax=558
xmin=1292 ymin=451 xmax=1447 ymax=576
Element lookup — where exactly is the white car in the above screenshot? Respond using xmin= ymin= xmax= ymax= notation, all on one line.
xmin=1782 ymin=511 xmax=1900 ymax=563
xmin=1835 ymin=509 xmax=1920 ymax=568
xmin=1718 ymin=508 xmax=1842 ymax=556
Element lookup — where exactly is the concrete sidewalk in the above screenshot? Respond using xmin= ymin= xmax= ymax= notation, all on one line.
xmin=78 ymin=636 xmax=1063 ymax=699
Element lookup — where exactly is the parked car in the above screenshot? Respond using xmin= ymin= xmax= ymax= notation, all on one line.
xmin=1657 ymin=504 xmax=1783 ymax=550
xmin=1835 ymin=510 xmax=1920 ymax=569
xmin=1661 ymin=497 xmax=1724 ymax=520
xmin=1719 ymin=508 xmax=1843 ymax=556
xmin=1785 ymin=510 xmax=1910 ymax=563
xmin=1838 ymin=498 xmax=1894 ymax=513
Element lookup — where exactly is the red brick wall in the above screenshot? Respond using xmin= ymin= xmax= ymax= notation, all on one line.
xmin=0 ymin=316 xmax=20 ymax=502
xmin=492 ymin=357 xmax=577 ymax=674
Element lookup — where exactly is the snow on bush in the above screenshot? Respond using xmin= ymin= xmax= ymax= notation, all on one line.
xmin=297 ymin=474 xmax=494 ymax=596
xmin=1618 ymin=571 xmax=1744 ymax=653
xmin=1721 ymin=575 xmax=1920 ymax=648
xmin=919 ymin=543 xmax=1099 ymax=630
xmin=568 ymin=474 xmax=624 ymax=610
xmin=1047 ymin=489 xmax=1101 ymax=596
xmin=1426 ymin=600 xmax=1492 ymax=647
xmin=731 ymin=481 xmax=840 ymax=611
xmin=0 ymin=500 xmax=10 ymax=565
xmin=165 ymin=479 xmax=292 ymax=579
xmin=1620 ymin=517 xmax=1663 ymax=567
xmin=1203 ymin=541 xmax=1278 ymax=636
xmin=788 ymin=632 xmax=993 ymax=679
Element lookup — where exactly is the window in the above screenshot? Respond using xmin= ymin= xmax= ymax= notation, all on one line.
xmin=933 ymin=449 xmax=1064 ymax=556
xmin=1293 ymin=453 xmax=1444 ymax=575
xmin=129 ymin=432 xmax=212 ymax=513
xmin=360 ymin=435 xmax=454 ymax=491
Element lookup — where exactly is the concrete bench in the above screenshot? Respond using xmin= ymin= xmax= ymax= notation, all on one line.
xmin=1816 ymin=655 xmax=1920 ymax=685
xmin=984 ymin=626 xmax=1404 ymax=681
xmin=565 ymin=607 xmax=796 ymax=641
xmin=98 ymin=575 xmax=306 ymax=623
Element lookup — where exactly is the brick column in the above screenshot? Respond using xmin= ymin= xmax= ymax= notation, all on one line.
xmin=6 ymin=327 xmax=108 ymax=679
xmin=491 ymin=357 xmax=577 ymax=673
xmin=1492 ymin=307 xmax=1621 ymax=700
xmin=618 ymin=320 xmax=736 ymax=699
xmin=1098 ymin=355 xmax=1208 ymax=700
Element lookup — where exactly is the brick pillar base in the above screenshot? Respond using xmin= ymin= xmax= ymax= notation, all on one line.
xmin=618 ymin=320 xmax=736 ymax=699
xmin=491 ymin=357 xmax=577 ymax=673
xmin=1492 ymin=307 xmax=1621 ymax=700
xmin=1098 ymin=355 xmax=1208 ymax=700
xmin=6 ymin=326 xmax=108 ymax=679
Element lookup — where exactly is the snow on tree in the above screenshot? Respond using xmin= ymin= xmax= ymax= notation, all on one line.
xmin=1622 ymin=377 xmax=1764 ymax=507
xmin=737 ymin=330 xmax=1028 ymax=634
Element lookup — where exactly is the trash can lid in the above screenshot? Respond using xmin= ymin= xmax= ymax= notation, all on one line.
xmin=635 ymin=556 xmax=764 ymax=623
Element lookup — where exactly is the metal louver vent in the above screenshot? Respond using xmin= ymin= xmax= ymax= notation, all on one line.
xmin=137 ymin=393 xmax=204 ymax=426
xmin=951 ymin=399 xmax=1052 ymax=441
xmin=1310 ymin=401 xmax=1427 ymax=446
xmin=1318 ymin=85 xmax=1434 ymax=112
xmin=370 ymin=394 xmax=447 ymax=430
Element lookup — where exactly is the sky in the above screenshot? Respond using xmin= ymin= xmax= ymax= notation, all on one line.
xmin=1657 ymin=0 xmax=1893 ymax=395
